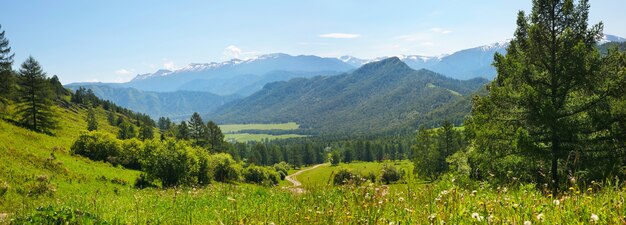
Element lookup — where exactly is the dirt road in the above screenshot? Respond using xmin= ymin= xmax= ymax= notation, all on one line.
xmin=284 ymin=163 xmax=327 ymax=193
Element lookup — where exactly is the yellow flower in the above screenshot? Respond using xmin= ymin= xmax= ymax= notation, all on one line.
xmin=587 ymin=187 xmax=593 ymax=192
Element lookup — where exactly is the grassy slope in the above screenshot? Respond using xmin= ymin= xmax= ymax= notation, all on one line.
xmin=295 ymin=161 xmax=414 ymax=187
xmin=220 ymin=122 xmax=305 ymax=142
xmin=1 ymin=106 xmax=625 ymax=223
xmin=0 ymin=105 xmax=140 ymax=213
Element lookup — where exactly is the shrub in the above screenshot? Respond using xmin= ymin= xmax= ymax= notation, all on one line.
xmin=243 ymin=165 xmax=279 ymax=186
xmin=273 ymin=162 xmax=291 ymax=180
xmin=134 ymin=173 xmax=157 ymax=189
xmin=140 ymin=140 xmax=200 ymax=187
xmin=210 ymin=153 xmax=240 ymax=183
xmin=11 ymin=206 xmax=106 ymax=224
xmin=333 ymin=169 xmax=362 ymax=186
xmin=71 ymin=131 xmax=121 ymax=163
xmin=381 ymin=164 xmax=403 ymax=184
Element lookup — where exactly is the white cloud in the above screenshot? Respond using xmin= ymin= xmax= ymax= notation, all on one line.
xmin=430 ymin=27 xmax=452 ymax=34
xmin=421 ymin=42 xmax=435 ymax=46
xmin=224 ymin=45 xmax=243 ymax=59
xmin=222 ymin=45 xmax=258 ymax=60
xmin=115 ymin=69 xmax=133 ymax=75
xmin=163 ymin=61 xmax=177 ymax=70
xmin=318 ymin=33 xmax=361 ymax=39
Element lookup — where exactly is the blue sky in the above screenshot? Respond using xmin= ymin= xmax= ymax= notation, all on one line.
xmin=1 ymin=0 xmax=625 ymax=84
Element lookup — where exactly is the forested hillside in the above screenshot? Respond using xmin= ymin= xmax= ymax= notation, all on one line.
xmin=213 ymin=57 xmax=488 ymax=134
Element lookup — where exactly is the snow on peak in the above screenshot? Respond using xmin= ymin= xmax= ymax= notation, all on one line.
xmin=481 ymin=41 xmax=510 ymax=51
xmin=599 ymin=34 xmax=626 ymax=44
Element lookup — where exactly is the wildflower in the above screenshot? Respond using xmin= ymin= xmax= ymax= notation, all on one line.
xmin=227 ymin=197 xmax=236 ymax=202
xmin=471 ymin=212 xmax=483 ymax=222
xmin=512 ymin=203 xmax=519 ymax=209
xmin=587 ymin=187 xmax=593 ymax=192
xmin=440 ymin=190 xmax=449 ymax=195
xmin=471 ymin=190 xmax=477 ymax=196
xmin=428 ymin=213 xmax=436 ymax=221
xmin=389 ymin=222 xmax=395 ymax=225
xmin=398 ymin=197 xmax=405 ymax=202
xmin=568 ymin=187 xmax=575 ymax=191
xmin=590 ymin=214 xmax=599 ymax=223
xmin=536 ymin=213 xmax=544 ymax=221
xmin=552 ymin=199 xmax=560 ymax=206
xmin=524 ymin=221 xmax=532 ymax=225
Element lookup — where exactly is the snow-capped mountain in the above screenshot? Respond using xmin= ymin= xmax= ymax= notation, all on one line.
xmin=126 ymin=53 xmax=354 ymax=95
xmin=599 ymin=34 xmax=626 ymax=44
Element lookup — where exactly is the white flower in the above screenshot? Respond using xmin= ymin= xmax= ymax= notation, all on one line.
xmin=536 ymin=213 xmax=544 ymax=221
xmin=471 ymin=212 xmax=483 ymax=222
xmin=524 ymin=221 xmax=531 ymax=225
xmin=398 ymin=197 xmax=405 ymax=202
xmin=590 ymin=213 xmax=599 ymax=223
xmin=553 ymin=199 xmax=560 ymax=206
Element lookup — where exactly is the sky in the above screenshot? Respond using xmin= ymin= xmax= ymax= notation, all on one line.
xmin=1 ymin=0 xmax=625 ymax=84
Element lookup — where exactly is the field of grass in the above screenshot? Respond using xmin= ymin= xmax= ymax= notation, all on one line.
xmin=2 ymin=108 xmax=625 ymax=224
xmin=220 ymin=122 xmax=305 ymax=142
xmin=294 ymin=161 xmax=414 ymax=187
xmin=219 ymin=122 xmax=299 ymax=133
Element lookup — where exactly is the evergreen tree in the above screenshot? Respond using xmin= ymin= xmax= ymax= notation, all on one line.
xmin=466 ymin=0 xmax=626 ymax=191
xmin=16 ymin=56 xmax=56 ymax=133
xmin=49 ymin=75 xmax=68 ymax=99
xmin=176 ymin=121 xmax=190 ymax=140
xmin=86 ymin=107 xmax=98 ymax=131
xmin=139 ymin=123 xmax=154 ymax=141
xmin=206 ymin=120 xmax=225 ymax=151
xmin=118 ymin=122 xmax=137 ymax=140
xmin=107 ymin=111 xmax=116 ymax=126
xmin=0 ymin=24 xmax=15 ymax=102
xmin=188 ymin=112 xmax=207 ymax=146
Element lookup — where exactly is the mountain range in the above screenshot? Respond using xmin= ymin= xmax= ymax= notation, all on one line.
xmin=212 ymin=57 xmax=488 ymax=134
xmin=65 ymin=36 xmax=626 ymax=134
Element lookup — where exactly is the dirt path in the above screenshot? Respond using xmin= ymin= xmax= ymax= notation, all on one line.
xmin=284 ymin=163 xmax=327 ymax=193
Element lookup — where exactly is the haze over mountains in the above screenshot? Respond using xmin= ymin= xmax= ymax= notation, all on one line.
xmin=65 ymin=36 xmax=626 ymax=133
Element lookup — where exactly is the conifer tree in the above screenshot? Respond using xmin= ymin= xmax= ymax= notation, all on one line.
xmin=177 ymin=121 xmax=190 ymax=140
xmin=206 ymin=120 xmax=225 ymax=151
xmin=188 ymin=112 xmax=207 ymax=146
xmin=87 ymin=107 xmax=98 ymax=131
xmin=16 ymin=56 xmax=56 ymax=133
xmin=0 ymin=24 xmax=15 ymax=105
xmin=467 ymin=0 xmax=626 ymax=191
xmin=139 ymin=123 xmax=154 ymax=141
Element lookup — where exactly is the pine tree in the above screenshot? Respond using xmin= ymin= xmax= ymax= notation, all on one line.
xmin=188 ymin=112 xmax=207 ymax=146
xmin=176 ymin=121 xmax=190 ymax=140
xmin=87 ymin=107 xmax=98 ymax=131
xmin=0 ymin=24 xmax=15 ymax=108
xmin=206 ymin=120 xmax=225 ymax=151
xmin=467 ymin=0 xmax=626 ymax=191
xmin=107 ymin=111 xmax=116 ymax=126
xmin=138 ymin=123 xmax=154 ymax=141
xmin=16 ymin=56 xmax=56 ymax=133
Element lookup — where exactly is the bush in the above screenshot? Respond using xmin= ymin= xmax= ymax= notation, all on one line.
xmin=333 ymin=169 xmax=362 ymax=186
xmin=11 ymin=206 xmax=106 ymax=224
xmin=381 ymin=164 xmax=403 ymax=184
xmin=209 ymin=153 xmax=241 ymax=183
xmin=134 ymin=173 xmax=157 ymax=189
xmin=273 ymin=162 xmax=291 ymax=180
xmin=140 ymin=140 xmax=201 ymax=187
xmin=71 ymin=131 xmax=121 ymax=163
xmin=243 ymin=165 xmax=279 ymax=186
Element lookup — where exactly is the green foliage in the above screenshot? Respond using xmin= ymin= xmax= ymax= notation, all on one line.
xmin=330 ymin=150 xmax=341 ymax=166
xmin=466 ymin=0 xmax=626 ymax=190
xmin=138 ymin=123 xmax=153 ymax=141
xmin=16 ymin=56 xmax=56 ymax=133
xmin=412 ymin=122 xmax=465 ymax=181
xmin=242 ymin=165 xmax=279 ymax=186
xmin=176 ymin=121 xmax=190 ymax=140
xmin=332 ymin=169 xmax=362 ymax=186
xmin=117 ymin=121 xmax=136 ymax=140
xmin=71 ymin=131 xmax=121 ymax=163
xmin=209 ymin=153 xmax=240 ymax=183
xmin=140 ymin=140 xmax=202 ymax=187
xmin=272 ymin=161 xmax=290 ymax=180
xmin=11 ymin=206 xmax=108 ymax=224
xmin=189 ymin=112 xmax=207 ymax=146
xmin=86 ymin=107 xmax=98 ymax=131
xmin=380 ymin=164 xmax=403 ymax=184
xmin=206 ymin=120 xmax=224 ymax=151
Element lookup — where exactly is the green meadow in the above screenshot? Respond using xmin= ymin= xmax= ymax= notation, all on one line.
xmin=220 ymin=122 xmax=306 ymax=142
